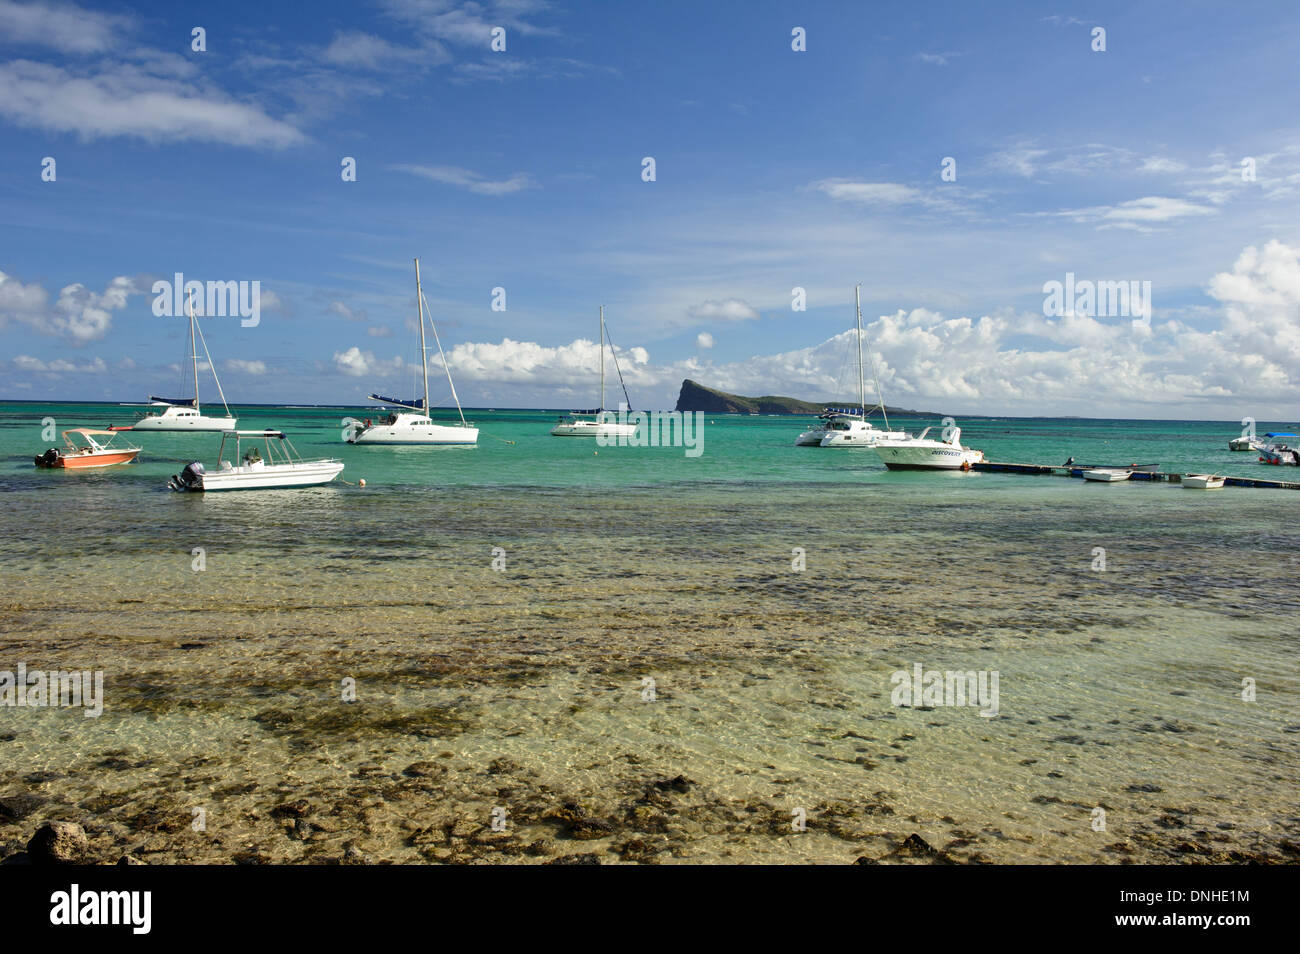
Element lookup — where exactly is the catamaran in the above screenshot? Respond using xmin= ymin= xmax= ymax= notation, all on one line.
xmin=551 ymin=306 xmax=638 ymax=438
xmin=795 ymin=285 xmax=909 ymax=447
xmin=169 ymin=430 xmax=343 ymax=491
xmin=343 ymin=259 xmax=479 ymax=446
xmin=132 ymin=291 xmax=237 ymax=431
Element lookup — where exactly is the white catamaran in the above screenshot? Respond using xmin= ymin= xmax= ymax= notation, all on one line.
xmin=551 ymin=306 xmax=638 ymax=438
xmin=796 ymin=284 xmax=909 ymax=447
xmin=343 ymin=259 xmax=479 ymax=446
xmin=133 ymin=291 xmax=238 ymax=431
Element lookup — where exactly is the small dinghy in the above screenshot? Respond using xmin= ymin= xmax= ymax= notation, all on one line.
xmin=1082 ymin=468 xmax=1132 ymax=482
xmin=1182 ymin=474 xmax=1225 ymax=490
xmin=34 ymin=429 xmax=141 ymax=469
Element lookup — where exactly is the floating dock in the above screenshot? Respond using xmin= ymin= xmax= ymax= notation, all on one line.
xmin=970 ymin=461 xmax=1300 ymax=490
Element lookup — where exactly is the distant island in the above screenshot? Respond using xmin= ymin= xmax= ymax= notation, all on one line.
xmin=674 ymin=379 xmax=944 ymax=417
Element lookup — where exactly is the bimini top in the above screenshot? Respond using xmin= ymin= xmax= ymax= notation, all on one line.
xmin=223 ymin=429 xmax=286 ymax=438
xmin=369 ymin=393 xmax=426 ymax=411
xmin=63 ymin=428 xmax=120 ymax=437
xmin=1264 ymin=432 xmax=1299 ymax=439
xmin=822 ymin=406 xmax=865 ymax=417
xmin=148 ymin=395 xmax=197 ymax=407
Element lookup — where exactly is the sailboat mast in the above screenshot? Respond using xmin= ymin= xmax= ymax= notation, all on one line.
xmin=599 ymin=305 xmax=605 ymax=411
xmin=415 ymin=258 xmax=430 ymax=415
xmin=858 ymin=284 xmax=892 ymax=431
xmin=855 ymin=284 xmax=865 ymax=414
xmin=188 ymin=290 xmax=201 ymax=412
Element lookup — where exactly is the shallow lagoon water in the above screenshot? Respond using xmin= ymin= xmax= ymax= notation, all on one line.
xmin=1 ymin=404 xmax=1297 ymax=863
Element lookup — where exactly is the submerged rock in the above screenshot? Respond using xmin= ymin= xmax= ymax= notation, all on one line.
xmin=0 ymin=794 xmax=46 ymax=822
xmin=27 ymin=821 xmax=88 ymax=865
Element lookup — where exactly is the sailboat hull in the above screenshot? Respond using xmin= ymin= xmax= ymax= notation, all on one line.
xmin=348 ymin=422 xmax=479 ymax=445
xmin=132 ymin=415 xmax=238 ymax=432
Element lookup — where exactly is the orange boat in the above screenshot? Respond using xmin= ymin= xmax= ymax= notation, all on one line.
xmin=35 ymin=429 xmax=142 ymax=469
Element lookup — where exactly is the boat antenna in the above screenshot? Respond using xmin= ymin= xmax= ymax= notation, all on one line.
xmin=857 ymin=284 xmax=891 ymax=431
xmin=415 ymin=258 xmax=430 ymax=414
xmin=189 ymin=291 xmax=233 ymax=418
xmin=604 ymin=316 xmax=634 ymax=412
xmin=418 ymin=285 xmax=468 ymax=426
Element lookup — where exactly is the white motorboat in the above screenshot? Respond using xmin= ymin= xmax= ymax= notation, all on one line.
xmin=798 ymin=285 xmax=909 ymax=447
xmin=551 ymin=305 xmax=638 ymax=439
xmin=344 ymin=259 xmax=479 ymax=446
xmin=1257 ymin=432 xmax=1300 ymax=466
xmin=1082 ymin=468 xmax=1132 ymax=482
xmin=169 ymin=430 xmax=343 ymax=491
xmin=1228 ymin=436 xmax=1258 ymax=452
xmin=1182 ymin=474 xmax=1225 ymax=490
xmin=873 ymin=425 xmax=984 ymax=470
xmin=133 ymin=291 xmax=238 ymax=432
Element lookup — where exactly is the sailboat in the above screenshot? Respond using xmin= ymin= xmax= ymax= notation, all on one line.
xmin=795 ymin=285 xmax=909 ymax=447
xmin=132 ymin=291 xmax=237 ymax=431
xmin=343 ymin=259 xmax=479 ymax=445
xmin=550 ymin=306 xmax=638 ymax=438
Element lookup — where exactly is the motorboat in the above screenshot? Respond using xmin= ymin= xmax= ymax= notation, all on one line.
xmin=1258 ymin=433 xmax=1300 ymax=466
xmin=1082 ymin=468 xmax=1132 ymax=482
xmin=551 ymin=306 xmax=638 ymax=439
xmin=344 ymin=259 xmax=478 ymax=445
xmin=133 ymin=291 xmax=237 ymax=431
xmin=169 ymin=430 xmax=343 ymax=491
xmin=1228 ymin=436 xmax=1258 ymax=452
xmin=1182 ymin=474 xmax=1225 ymax=490
xmin=34 ymin=429 xmax=141 ymax=469
xmin=797 ymin=284 xmax=910 ymax=448
xmin=873 ymin=425 xmax=984 ymax=470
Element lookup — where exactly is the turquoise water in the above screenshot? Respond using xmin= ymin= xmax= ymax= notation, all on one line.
xmin=2 ymin=403 xmax=1293 ymax=491
xmin=1 ymin=402 xmax=1298 ymax=863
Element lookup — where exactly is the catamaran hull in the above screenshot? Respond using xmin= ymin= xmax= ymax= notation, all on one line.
xmin=550 ymin=422 xmax=638 ymax=438
xmin=794 ymin=428 xmax=826 ymax=446
xmin=349 ymin=425 xmax=479 ymax=445
xmin=820 ymin=429 xmax=909 ymax=448
xmin=132 ymin=417 xmax=238 ymax=432
xmin=190 ymin=462 xmax=345 ymax=491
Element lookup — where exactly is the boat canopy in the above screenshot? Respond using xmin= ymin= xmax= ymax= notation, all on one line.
xmin=63 ymin=428 xmax=120 ymax=437
xmin=1264 ymin=432 xmax=1298 ymax=439
xmin=224 ymin=429 xmax=286 ymax=437
xmin=369 ymin=393 xmax=426 ymax=411
xmin=148 ymin=395 xmax=197 ymax=407
xmin=822 ymin=406 xmax=865 ymax=416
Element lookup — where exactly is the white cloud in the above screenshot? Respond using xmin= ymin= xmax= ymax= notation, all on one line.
xmin=367 ymin=324 xmax=394 ymax=338
xmin=0 ymin=271 xmax=135 ymax=343
xmin=0 ymin=0 xmax=129 ymax=53
xmin=813 ymin=180 xmax=925 ymax=205
xmin=224 ymin=359 xmax=268 ymax=375
xmin=1138 ymin=156 xmax=1187 ymax=174
xmin=686 ymin=298 xmax=758 ymax=322
xmin=0 ymin=60 xmax=305 ymax=148
xmin=329 ymin=300 xmax=367 ymax=322
xmin=1036 ymin=195 xmax=1215 ymax=231
xmin=333 ymin=346 xmax=404 ymax=378
xmin=12 ymin=354 xmax=107 ymax=373
xmin=391 ymin=163 xmax=536 ymax=195
xmin=696 ymin=332 xmax=714 ymax=349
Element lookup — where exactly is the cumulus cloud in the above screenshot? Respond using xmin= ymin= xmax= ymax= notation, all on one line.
xmin=333 ymin=346 xmax=404 ymax=378
xmin=391 ymin=163 xmax=535 ymax=195
xmin=0 ymin=270 xmax=136 ymax=343
xmin=686 ymin=298 xmax=758 ymax=322
xmin=224 ymin=359 xmax=268 ymax=375
xmin=12 ymin=354 xmax=107 ymax=373
xmin=696 ymin=332 xmax=714 ymax=349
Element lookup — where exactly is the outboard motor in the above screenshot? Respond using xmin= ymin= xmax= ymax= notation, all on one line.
xmin=168 ymin=461 xmax=205 ymax=491
xmin=34 ymin=447 xmax=60 ymax=468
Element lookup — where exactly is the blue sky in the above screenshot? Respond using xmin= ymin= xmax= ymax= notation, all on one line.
xmin=2 ymin=0 xmax=1299 ymax=418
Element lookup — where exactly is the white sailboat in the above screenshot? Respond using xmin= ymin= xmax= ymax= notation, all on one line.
xmin=133 ymin=291 xmax=238 ymax=431
xmin=550 ymin=306 xmax=638 ymax=438
xmin=344 ymin=259 xmax=479 ymax=446
xmin=795 ymin=285 xmax=909 ymax=447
